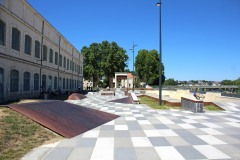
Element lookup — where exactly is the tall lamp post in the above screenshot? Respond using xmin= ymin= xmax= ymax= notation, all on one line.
xmin=157 ymin=1 xmax=162 ymax=105
xmin=129 ymin=42 xmax=137 ymax=92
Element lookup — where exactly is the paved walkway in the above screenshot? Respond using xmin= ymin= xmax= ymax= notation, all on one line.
xmin=22 ymin=91 xmax=240 ymax=160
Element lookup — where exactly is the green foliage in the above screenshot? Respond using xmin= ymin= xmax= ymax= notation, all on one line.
xmin=205 ymin=105 xmax=223 ymax=111
xmin=164 ymin=78 xmax=177 ymax=86
xmin=135 ymin=49 xmax=165 ymax=85
xmin=82 ymin=41 xmax=128 ymax=87
xmin=222 ymin=79 xmax=234 ymax=85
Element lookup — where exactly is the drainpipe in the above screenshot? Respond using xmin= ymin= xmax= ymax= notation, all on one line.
xmin=39 ymin=20 xmax=44 ymax=95
xmin=72 ymin=47 xmax=74 ymax=91
xmin=58 ymin=36 xmax=61 ymax=93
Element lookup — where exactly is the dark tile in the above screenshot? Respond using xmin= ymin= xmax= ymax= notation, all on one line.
xmin=115 ymin=148 xmax=138 ymax=160
xmin=175 ymin=146 xmax=207 ymax=160
xmin=148 ymin=137 xmax=171 ymax=146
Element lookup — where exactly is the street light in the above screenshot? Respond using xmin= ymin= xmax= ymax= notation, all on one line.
xmin=129 ymin=42 xmax=138 ymax=92
xmin=157 ymin=0 xmax=162 ymax=105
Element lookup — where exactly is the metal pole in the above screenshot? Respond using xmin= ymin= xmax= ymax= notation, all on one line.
xmin=130 ymin=42 xmax=137 ymax=92
xmin=157 ymin=0 xmax=162 ymax=105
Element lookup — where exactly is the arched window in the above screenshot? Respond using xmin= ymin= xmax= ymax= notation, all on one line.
xmin=48 ymin=76 xmax=52 ymax=91
xmin=10 ymin=69 xmax=19 ymax=92
xmin=54 ymin=76 xmax=57 ymax=89
xmin=23 ymin=72 xmax=30 ymax=91
xmin=0 ymin=68 xmax=4 ymax=101
xmin=59 ymin=77 xmax=62 ymax=90
xmin=63 ymin=78 xmax=65 ymax=89
xmin=63 ymin=57 xmax=66 ymax=68
xmin=67 ymin=59 xmax=69 ymax=70
xmin=43 ymin=45 xmax=47 ymax=61
xmin=24 ymin=35 xmax=32 ymax=55
xmin=55 ymin=52 xmax=58 ymax=65
xmin=49 ymin=49 xmax=53 ymax=63
xmin=35 ymin=40 xmax=40 ymax=58
xmin=59 ymin=54 xmax=62 ymax=67
xmin=0 ymin=20 xmax=6 ymax=46
xmin=34 ymin=73 xmax=39 ymax=90
xmin=11 ymin=28 xmax=20 ymax=51
xmin=66 ymin=78 xmax=68 ymax=90
xmin=42 ymin=75 xmax=46 ymax=90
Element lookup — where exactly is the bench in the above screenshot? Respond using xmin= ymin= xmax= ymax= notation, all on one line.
xmin=131 ymin=92 xmax=139 ymax=104
xmin=101 ymin=91 xmax=114 ymax=95
xmin=181 ymin=97 xmax=204 ymax=113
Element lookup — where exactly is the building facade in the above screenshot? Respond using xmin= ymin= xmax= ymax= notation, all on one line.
xmin=0 ymin=0 xmax=83 ymax=103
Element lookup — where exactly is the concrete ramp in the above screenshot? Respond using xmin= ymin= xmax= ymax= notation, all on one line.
xmin=9 ymin=101 xmax=119 ymax=138
xmin=213 ymin=101 xmax=240 ymax=112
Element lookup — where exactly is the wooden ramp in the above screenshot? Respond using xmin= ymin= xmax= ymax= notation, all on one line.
xmin=9 ymin=101 xmax=119 ymax=138
xmin=109 ymin=96 xmax=134 ymax=104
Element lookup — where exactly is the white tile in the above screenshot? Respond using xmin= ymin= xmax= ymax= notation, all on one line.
xmin=155 ymin=146 xmax=185 ymax=160
xmin=226 ymin=102 xmax=238 ymax=107
xmin=186 ymin=116 xmax=209 ymax=120
xmin=82 ymin=130 xmax=100 ymax=138
xmin=144 ymin=129 xmax=178 ymax=137
xmin=131 ymin=137 xmax=152 ymax=147
xmin=197 ymin=135 xmax=226 ymax=145
xmin=182 ymin=119 xmax=198 ymax=124
xmin=138 ymin=120 xmax=151 ymax=125
xmin=91 ymin=147 xmax=114 ymax=160
xmin=135 ymin=105 xmax=143 ymax=109
xmin=178 ymin=123 xmax=196 ymax=129
xmin=194 ymin=145 xmax=230 ymax=159
xmin=225 ymin=122 xmax=240 ymax=128
xmin=199 ymin=128 xmax=224 ymax=135
xmin=95 ymin=138 xmax=114 ymax=148
xmin=131 ymin=110 xmax=139 ymax=112
xmin=115 ymin=125 xmax=128 ymax=130
xmin=156 ymin=117 xmax=175 ymax=124
xmin=227 ymin=106 xmax=240 ymax=111
xmin=202 ymin=122 xmax=222 ymax=128
xmin=144 ymin=130 xmax=161 ymax=137
xmin=134 ymin=114 xmax=144 ymax=117
xmin=158 ymin=129 xmax=178 ymax=137
xmin=181 ymin=110 xmax=193 ymax=114
xmin=171 ymin=113 xmax=182 ymax=117
xmin=104 ymin=120 xmax=114 ymax=125
xmin=123 ymin=112 xmax=132 ymax=115
xmin=224 ymin=118 xmax=240 ymax=123
xmin=125 ymin=117 xmax=136 ymax=121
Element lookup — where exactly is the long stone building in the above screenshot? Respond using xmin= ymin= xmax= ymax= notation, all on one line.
xmin=0 ymin=0 xmax=83 ymax=103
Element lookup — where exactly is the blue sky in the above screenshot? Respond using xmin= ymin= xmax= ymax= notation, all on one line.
xmin=27 ymin=0 xmax=240 ymax=81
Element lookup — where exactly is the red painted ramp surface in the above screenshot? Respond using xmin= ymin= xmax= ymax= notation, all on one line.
xmin=9 ymin=101 xmax=119 ymax=138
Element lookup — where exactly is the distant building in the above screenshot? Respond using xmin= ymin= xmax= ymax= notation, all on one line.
xmin=0 ymin=0 xmax=83 ymax=103
xmin=113 ymin=72 xmax=135 ymax=88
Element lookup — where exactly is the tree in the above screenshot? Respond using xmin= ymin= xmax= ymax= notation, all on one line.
xmin=101 ymin=41 xmax=128 ymax=87
xmin=82 ymin=41 xmax=128 ymax=87
xmin=82 ymin=43 xmax=102 ymax=87
xmin=135 ymin=49 xmax=165 ymax=85
xmin=222 ymin=80 xmax=234 ymax=85
xmin=164 ymin=78 xmax=177 ymax=85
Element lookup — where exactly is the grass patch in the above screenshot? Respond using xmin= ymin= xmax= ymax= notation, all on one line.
xmin=0 ymin=107 xmax=61 ymax=160
xmin=205 ymin=105 xmax=223 ymax=111
xmin=139 ymin=96 xmax=180 ymax=110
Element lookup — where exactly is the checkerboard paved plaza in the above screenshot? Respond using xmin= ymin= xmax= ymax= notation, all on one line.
xmin=23 ymin=92 xmax=240 ymax=160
